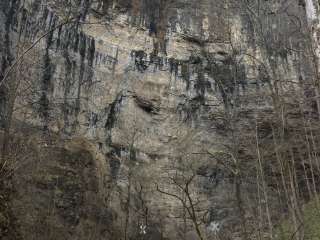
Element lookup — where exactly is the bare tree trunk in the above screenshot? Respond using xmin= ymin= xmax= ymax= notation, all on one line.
xmin=124 ymin=171 xmax=132 ymax=240
xmin=289 ymin=148 xmax=304 ymax=240
xmin=255 ymin=121 xmax=273 ymax=238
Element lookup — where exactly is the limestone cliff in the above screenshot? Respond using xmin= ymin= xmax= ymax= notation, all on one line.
xmin=0 ymin=0 xmax=318 ymax=239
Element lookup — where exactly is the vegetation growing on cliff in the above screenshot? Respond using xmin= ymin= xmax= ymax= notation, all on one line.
xmin=2 ymin=0 xmax=320 ymax=240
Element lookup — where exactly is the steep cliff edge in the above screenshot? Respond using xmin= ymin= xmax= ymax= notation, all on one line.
xmin=0 ymin=0 xmax=319 ymax=239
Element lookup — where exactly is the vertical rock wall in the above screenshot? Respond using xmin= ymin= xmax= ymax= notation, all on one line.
xmin=0 ymin=0 xmax=316 ymax=239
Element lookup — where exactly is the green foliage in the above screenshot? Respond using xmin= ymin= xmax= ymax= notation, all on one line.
xmin=275 ymin=199 xmax=320 ymax=240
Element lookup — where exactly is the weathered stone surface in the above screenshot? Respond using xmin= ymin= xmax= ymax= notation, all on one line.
xmin=0 ymin=0 xmax=315 ymax=239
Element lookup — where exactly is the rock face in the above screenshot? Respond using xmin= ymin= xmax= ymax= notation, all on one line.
xmin=12 ymin=137 xmax=115 ymax=240
xmin=0 ymin=0 xmax=316 ymax=239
